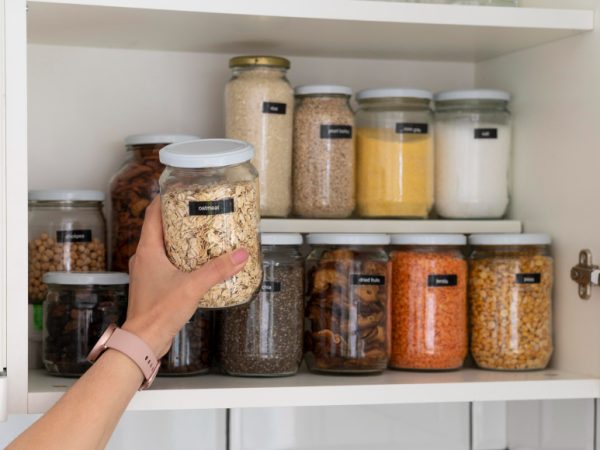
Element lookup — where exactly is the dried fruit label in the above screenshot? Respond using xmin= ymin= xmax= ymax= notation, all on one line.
xmin=261 ymin=281 xmax=282 ymax=292
xmin=188 ymin=199 xmax=235 ymax=216
xmin=395 ymin=123 xmax=429 ymax=135
xmin=515 ymin=273 xmax=542 ymax=284
xmin=262 ymin=102 xmax=287 ymax=115
xmin=56 ymin=229 xmax=92 ymax=243
xmin=427 ymin=274 xmax=458 ymax=287
xmin=474 ymin=128 xmax=498 ymax=139
xmin=320 ymin=125 xmax=353 ymax=139
xmin=351 ymin=274 xmax=385 ymax=285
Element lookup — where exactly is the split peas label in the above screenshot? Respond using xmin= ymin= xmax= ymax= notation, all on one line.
xmin=395 ymin=123 xmax=429 ymax=134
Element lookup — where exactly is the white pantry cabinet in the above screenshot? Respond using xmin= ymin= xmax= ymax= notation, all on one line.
xmin=3 ymin=0 xmax=600 ymax=428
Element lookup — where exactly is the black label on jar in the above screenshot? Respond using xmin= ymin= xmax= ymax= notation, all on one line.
xmin=261 ymin=281 xmax=282 ymax=293
xmin=474 ymin=128 xmax=498 ymax=139
xmin=427 ymin=275 xmax=458 ymax=287
xmin=516 ymin=273 xmax=542 ymax=284
xmin=189 ymin=199 xmax=235 ymax=216
xmin=395 ymin=123 xmax=429 ymax=135
xmin=320 ymin=125 xmax=353 ymax=139
xmin=56 ymin=229 xmax=92 ymax=243
xmin=262 ymin=102 xmax=287 ymax=115
xmin=351 ymin=274 xmax=386 ymax=285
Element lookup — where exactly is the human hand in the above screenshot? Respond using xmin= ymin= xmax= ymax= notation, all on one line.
xmin=122 ymin=197 xmax=249 ymax=357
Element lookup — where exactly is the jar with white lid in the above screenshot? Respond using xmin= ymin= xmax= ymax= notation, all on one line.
xmin=225 ymin=55 xmax=293 ymax=218
xmin=159 ymin=139 xmax=262 ymax=309
xmin=293 ymin=85 xmax=355 ymax=218
xmin=435 ymin=90 xmax=512 ymax=219
xmin=42 ymin=272 xmax=128 ymax=376
xmin=469 ymin=234 xmax=553 ymax=371
xmin=355 ymin=88 xmax=434 ymax=218
xmin=305 ymin=233 xmax=390 ymax=373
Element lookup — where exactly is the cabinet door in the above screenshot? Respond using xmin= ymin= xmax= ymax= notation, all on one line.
xmin=0 ymin=0 xmax=7 ymax=421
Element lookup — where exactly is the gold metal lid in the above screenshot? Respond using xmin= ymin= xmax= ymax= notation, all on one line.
xmin=229 ymin=55 xmax=290 ymax=69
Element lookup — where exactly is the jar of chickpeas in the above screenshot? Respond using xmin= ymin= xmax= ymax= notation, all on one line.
xmin=468 ymin=234 xmax=553 ymax=371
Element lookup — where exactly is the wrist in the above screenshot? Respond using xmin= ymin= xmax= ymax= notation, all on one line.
xmin=122 ymin=320 xmax=170 ymax=358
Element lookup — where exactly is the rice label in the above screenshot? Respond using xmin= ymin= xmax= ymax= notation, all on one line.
xmin=395 ymin=123 xmax=429 ymax=135
xmin=56 ymin=229 xmax=92 ymax=243
xmin=351 ymin=274 xmax=385 ymax=285
xmin=189 ymin=199 xmax=234 ymax=216
xmin=262 ymin=102 xmax=287 ymax=115
xmin=427 ymin=275 xmax=458 ymax=287
xmin=474 ymin=128 xmax=498 ymax=139
xmin=320 ymin=125 xmax=353 ymax=139
xmin=261 ymin=281 xmax=282 ymax=292
xmin=516 ymin=273 xmax=541 ymax=284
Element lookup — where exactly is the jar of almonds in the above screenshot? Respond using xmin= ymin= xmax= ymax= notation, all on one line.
xmin=468 ymin=234 xmax=554 ymax=371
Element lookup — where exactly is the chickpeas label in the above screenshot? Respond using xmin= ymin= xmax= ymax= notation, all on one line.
xmin=188 ymin=198 xmax=234 ymax=216
xmin=56 ymin=229 xmax=92 ymax=243
xmin=262 ymin=102 xmax=287 ymax=115
xmin=351 ymin=274 xmax=385 ymax=285
xmin=427 ymin=274 xmax=458 ymax=287
xmin=516 ymin=273 xmax=542 ymax=284
xmin=261 ymin=281 xmax=282 ymax=293
xmin=395 ymin=123 xmax=429 ymax=135
xmin=320 ymin=125 xmax=353 ymax=139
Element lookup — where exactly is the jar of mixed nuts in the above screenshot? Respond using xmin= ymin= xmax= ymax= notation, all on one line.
xmin=305 ymin=233 xmax=390 ymax=374
xmin=219 ymin=233 xmax=304 ymax=377
xmin=468 ymin=234 xmax=554 ymax=371
xmin=110 ymin=133 xmax=199 ymax=272
xmin=225 ymin=55 xmax=293 ymax=218
xmin=42 ymin=272 xmax=128 ymax=376
xmin=159 ymin=139 xmax=262 ymax=309
xmin=389 ymin=234 xmax=467 ymax=371
xmin=293 ymin=85 xmax=355 ymax=218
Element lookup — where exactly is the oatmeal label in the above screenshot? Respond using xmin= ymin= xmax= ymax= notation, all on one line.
xmin=427 ymin=275 xmax=458 ymax=287
xmin=261 ymin=281 xmax=282 ymax=293
xmin=516 ymin=273 xmax=542 ymax=284
xmin=56 ymin=229 xmax=92 ymax=243
xmin=351 ymin=274 xmax=386 ymax=286
xmin=474 ymin=128 xmax=498 ymax=139
xmin=395 ymin=123 xmax=429 ymax=135
xmin=320 ymin=125 xmax=353 ymax=139
xmin=262 ymin=102 xmax=287 ymax=115
xmin=189 ymin=199 xmax=235 ymax=216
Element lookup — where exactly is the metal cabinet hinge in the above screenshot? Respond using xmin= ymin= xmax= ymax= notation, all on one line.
xmin=570 ymin=249 xmax=600 ymax=300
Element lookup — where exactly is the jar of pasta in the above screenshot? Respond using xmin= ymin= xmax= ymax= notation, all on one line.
xmin=469 ymin=234 xmax=554 ymax=371
xmin=305 ymin=233 xmax=390 ymax=374
xmin=389 ymin=234 xmax=467 ymax=371
xmin=355 ymin=89 xmax=434 ymax=218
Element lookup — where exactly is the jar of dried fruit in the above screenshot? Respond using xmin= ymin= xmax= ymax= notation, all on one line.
xmin=159 ymin=139 xmax=262 ymax=309
xmin=305 ymin=233 xmax=390 ymax=374
xmin=468 ymin=234 xmax=554 ymax=371
xmin=389 ymin=234 xmax=467 ymax=371
xmin=109 ymin=133 xmax=199 ymax=272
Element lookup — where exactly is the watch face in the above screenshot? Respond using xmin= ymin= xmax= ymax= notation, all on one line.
xmin=87 ymin=323 xmax=118 ymax=362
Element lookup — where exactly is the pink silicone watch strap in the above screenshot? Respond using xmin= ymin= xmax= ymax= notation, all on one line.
xmin=106 ymin=328 xmax=160 ymax=389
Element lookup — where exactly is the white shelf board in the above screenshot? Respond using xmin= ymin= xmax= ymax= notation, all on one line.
xmin=27 ymin=0 xmax=594 ymax=62
xmin=260 ymin=219 xmax=522 ymax=234
xmin=28 ymin=369 xmax=600 ymax=413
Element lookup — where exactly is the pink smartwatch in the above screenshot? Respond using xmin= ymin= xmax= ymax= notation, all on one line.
xmin=88 ymin=323 xmax=160 ymax=390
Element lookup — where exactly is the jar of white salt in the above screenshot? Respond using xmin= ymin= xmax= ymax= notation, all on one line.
xmin=434 ymin=90 xmax=512 ymax=219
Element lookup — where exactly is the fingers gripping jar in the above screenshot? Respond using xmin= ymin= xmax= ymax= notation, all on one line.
xmin=305 ymin=234 xmax=390 ymax=374
xmin=159 ymin=139 xmax=262 ymax=309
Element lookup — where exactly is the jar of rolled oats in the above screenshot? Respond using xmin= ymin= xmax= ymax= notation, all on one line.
xmin=159 ymin=139 xmax=262 ymax=309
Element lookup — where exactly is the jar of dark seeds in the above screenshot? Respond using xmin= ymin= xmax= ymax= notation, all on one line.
xmin=218 ymin=233 xmax=304 ymax=377
xmin=42 ymin=272 xmax=128 ymax=377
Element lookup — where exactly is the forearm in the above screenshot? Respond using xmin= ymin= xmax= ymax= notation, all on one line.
xmin=8 ymin=350 xmax=143 ymax=450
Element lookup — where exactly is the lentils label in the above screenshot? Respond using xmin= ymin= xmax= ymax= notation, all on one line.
xmin=516 ymin=273 xmax=542 ymax=284
xmin=320 ymin=125 xmax=353 ymax=139
xmin=474 ymin=128 xmax=498 ymax=139
xmin=427 ymin=274 xmax=458 ymax=287
xmin=261 ymin=281 xmax=282 ymax=292
xmin=262 ymin=102 xmax=287 ymax=115
xmin=395 ymin=123 xmax=429 ymax=135
xmin=351 ymin=274 xmax=385 ymax=286
xmin=188 ymin=199 xmax=234 ymax=216
xmin=56 ymin=229 xmax=92 ymax=243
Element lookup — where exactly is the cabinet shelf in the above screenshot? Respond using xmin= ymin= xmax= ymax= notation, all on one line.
xmin=28 ymin=369 xmax=600 ymax=413
xmin=27 ymin=0 xmax=593 ymax=62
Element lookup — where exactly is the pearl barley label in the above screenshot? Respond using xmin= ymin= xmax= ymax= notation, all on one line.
xmin=320 ymin=125 xmax=353 ymax=139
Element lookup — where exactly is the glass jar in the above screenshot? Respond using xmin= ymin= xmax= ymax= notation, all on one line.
xmin=355 ymin=89 xmax=434 ymax=218
xmin=42 ymin=272 xmax=128 ymax=376
xmin=110 ymin=133 xmax=199 ymax=272
xmin=225 ymin=55 xmax=294 ymax=218
xmin=293 ymin=85 xmax=355 ymax=218
xmin=389 ymin=234 xmax=467 ymax=371
xmin=159 ymin=139 xmax=262 ymax=309
xmin=469 ymin=234 xmax=554 ymax=371
xmin=219 ymin=233 xmax=304 ymax=377
xmin=435 ymin=90 xmax=512 ymax=219
xmin=305 ymin=234 xmax=390 ymax=374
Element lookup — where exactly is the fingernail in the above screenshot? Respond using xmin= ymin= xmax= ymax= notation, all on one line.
xmin=232 ymin=248 xmax=249 ymax=265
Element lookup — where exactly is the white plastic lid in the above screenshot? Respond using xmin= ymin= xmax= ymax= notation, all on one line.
xmin=43 ymin=272 xmax=129 ymax=285
xmin=469 ymin=234 xmax=551 ymax=246
xmin=159 ymin=139 xmax=254 ymax=168
xmin=391 ymin=234 xmax=467 ymax=246
xmin=295 ymin=85 xmax=352 ymax=96
xmin=307 ymin=233 xmax=390 ymax=246
xmin=435 ymin=89 xmax=511 ymax=102
xmin=125 ymin=133 xmax=200 ymax=146
xmin=356 ymin=88 xmax=433 ymax=101
xmin=29 ymin=190 xmax=105 ymax=202
xmin=261 ymin=233 xmax=303 ymax=246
